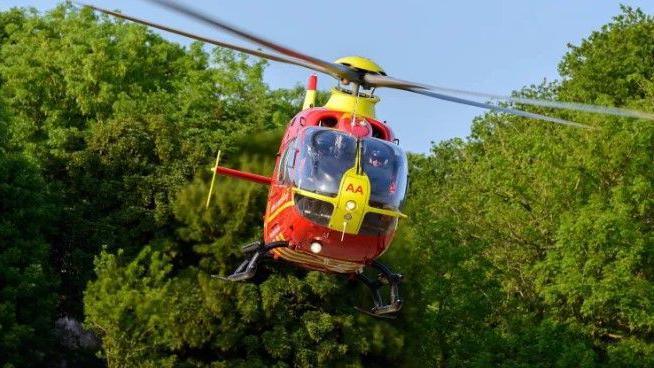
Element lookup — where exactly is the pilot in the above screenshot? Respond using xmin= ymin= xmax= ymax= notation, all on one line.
xmin=313 ymin=132 xmax=354 ymax=162
xmin=301 ymin=132 xmax=338 ymax=193
xmin=368 ymin=149 xmax=388 ymax=168
xmin=366 ymin=147 xmax=396 ymax=199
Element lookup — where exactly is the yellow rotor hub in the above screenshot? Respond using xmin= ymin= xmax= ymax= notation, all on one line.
xmin=334 ymin=56 xmax=386 ymax=75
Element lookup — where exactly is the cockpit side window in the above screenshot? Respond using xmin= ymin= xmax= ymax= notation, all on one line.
xmin=278 ymin=138 xmax=297 ymax=185
xmin=362 ymin=138 xmax=408 ymax=210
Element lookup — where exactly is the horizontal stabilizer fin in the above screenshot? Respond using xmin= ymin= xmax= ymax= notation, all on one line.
xmin=215 ymin=166 xmax=272 ymax=185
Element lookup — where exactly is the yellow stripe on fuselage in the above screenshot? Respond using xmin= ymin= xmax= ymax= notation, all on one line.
xmin=265 ymin=201 xmax=294 ymax=224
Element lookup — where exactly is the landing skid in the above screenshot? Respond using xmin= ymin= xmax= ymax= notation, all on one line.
xmin=215 ymin=242 xmax=403 ymax=319
xmin=214 ymin=240 xmax=287 ymax=281
xmin=354 ymin=306 xmax=398 ymax=319
xmin=355 ymin=260 xmax=403 ymax=318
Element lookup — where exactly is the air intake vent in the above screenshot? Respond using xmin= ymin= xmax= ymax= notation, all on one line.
xmin=294 ymin=194 xmax=334 ymax=227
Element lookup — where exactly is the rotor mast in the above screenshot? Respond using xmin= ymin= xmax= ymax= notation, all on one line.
xmin=324 ymin=86 xmax=380 ymax=119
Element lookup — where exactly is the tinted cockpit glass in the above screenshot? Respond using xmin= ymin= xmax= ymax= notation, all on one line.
xmin=362 ymin=138 xmax=408 ymax=210
xmin=296 ymin=127 xmax=357 ymax=196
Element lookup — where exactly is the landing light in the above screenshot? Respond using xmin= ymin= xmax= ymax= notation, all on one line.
xmin=310 ymin=242 xmax=322 ymax=254
xmin=345 ymin=200 xmax=357 ymax=211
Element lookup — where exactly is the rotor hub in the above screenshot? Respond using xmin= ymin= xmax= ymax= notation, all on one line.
xmin=334 ymin=56 xmax=386 ymax=76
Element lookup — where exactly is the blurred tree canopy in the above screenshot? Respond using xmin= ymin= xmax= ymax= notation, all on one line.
xmin=0 ymin=3 xmax=653 ymax=367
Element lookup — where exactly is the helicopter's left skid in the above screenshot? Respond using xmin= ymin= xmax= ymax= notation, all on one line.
xmin=217 ymin=240 xmax=288 ymax=282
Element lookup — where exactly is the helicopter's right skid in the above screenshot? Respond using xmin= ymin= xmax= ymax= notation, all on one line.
xmin=354 ymin=260 xmax=403 ymax=318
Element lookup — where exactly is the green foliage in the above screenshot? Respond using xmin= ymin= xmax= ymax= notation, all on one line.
xmin=0 ymin=5 xmax=315 ymax=365
xmin=391 ymin=5 xmax=654 ymax=367
xmin=0 ymin=112 xmax=57 ymax=366
xmin=0 ymin=4 xmax=288 ymax=317
xmin=559 ymin=6 xmax=654 ymax=107
xmin=84 ymin=135 xmax=403 ymax=367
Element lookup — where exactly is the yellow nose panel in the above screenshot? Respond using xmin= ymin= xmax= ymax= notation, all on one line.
xmin=327 ymin=168 xmax=370 ymax=234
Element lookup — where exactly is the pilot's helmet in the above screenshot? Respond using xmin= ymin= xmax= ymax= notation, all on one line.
xmin=369 ymin=149 xmax=388 ymax=168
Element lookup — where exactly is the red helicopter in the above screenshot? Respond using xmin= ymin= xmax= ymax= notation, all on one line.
xmin=86 ymin=1 xmax=654 ymax=317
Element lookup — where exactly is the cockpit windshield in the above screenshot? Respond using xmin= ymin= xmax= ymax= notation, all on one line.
xmin=295 ymin=127 xmax=408 ymax=209
xmin=296 ymin=127 xmax=357 ymax=196
xmin=362 ymin=137 xmax=408 ymax=210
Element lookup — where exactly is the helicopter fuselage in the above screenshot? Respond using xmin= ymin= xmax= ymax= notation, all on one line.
xmin=263 ymin=105 xmax=407 ymax=274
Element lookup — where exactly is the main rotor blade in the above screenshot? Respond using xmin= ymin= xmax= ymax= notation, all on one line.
xmin=148 ymin=0 xmax=358 ymax=81
xmin=79 ymin=3 xmax=330 ymax=75
xmin=365 ymin=74 xmax=654 ymax=121
xmin=404 ymin=87 xmax=590 ymax=128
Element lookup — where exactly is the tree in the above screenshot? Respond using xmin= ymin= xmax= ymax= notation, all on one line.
xmin=84 ymin=133 xmax=404 ymax=367
xmin=1 ymin=5 xmax=332 ymax=365
xmin=0 ymin=102 xmax=58 ymax=367
xmin=0 ymin=4 xmax=276 ymax=317
xmin=390 ymin=6 xmax=654 ymax=367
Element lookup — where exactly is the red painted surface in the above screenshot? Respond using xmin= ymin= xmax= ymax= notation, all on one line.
xmin=267 ymin=202 xmax=394 ymax=273
xmin=306 ymin=74 xmax=317 ymax=90
xmin=216 ymin=166 xmax=272 ymax=185
xmin=215 ymin=104 xmax=400 ymax=274
xmin=260 ymin=106 xmax=399 ymax=274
